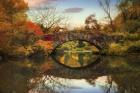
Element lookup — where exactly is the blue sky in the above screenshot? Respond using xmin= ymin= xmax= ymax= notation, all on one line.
xmin=25 ymin=0 xmax=118 ymax=28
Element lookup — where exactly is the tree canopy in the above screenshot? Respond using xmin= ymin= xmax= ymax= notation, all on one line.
xmin=0 ymin=0 xmax=28 ymax=51
xmin=0 ymin=0 xmax=28 ymax=26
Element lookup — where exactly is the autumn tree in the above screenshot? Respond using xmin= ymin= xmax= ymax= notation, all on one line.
xmin=115 ymin=0 xmax=140 ymax=33
xmin=0 ymin=0 xmax=28 ymax=24
xmin=11 ymin=21 xmax=44 ymax=47
xmin=0 ymin=0 xmax=28 ymax=54
xmin=98 ymin=0 xmax=115 ymax=32
xmin=117 ymin=0 xmax=140 ymax=22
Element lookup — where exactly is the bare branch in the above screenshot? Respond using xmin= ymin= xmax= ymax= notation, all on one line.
xmin=29 ymin=6 xmax=67 ymax=33
xmin=98 ymin=0 xmax=115 ymax=31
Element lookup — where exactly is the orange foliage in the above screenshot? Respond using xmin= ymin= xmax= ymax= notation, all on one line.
xmin=13 ymin=0 xmax=28 ymax=10
xmin=26 ymin=21 xmax=44 ymax=36
xmin=36 ymin=40 xmax=54 ymax=50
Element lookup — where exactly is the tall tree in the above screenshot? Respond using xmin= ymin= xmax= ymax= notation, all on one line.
xmin=0 ymin=0 xmax=28 ymax=52
xmin=117 ymin=0 xmax=129 ymax=22
xmin=0 ymin=0 xmax=28 ymax=24
xmin=98 ymin=0 xmax=115 ymax=32
xmin=117 ymin=0 xmax=140 ymax=21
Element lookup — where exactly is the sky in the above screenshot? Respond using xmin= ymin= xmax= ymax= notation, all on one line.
xmin=25 ymin=0 xmax=118 ymax=28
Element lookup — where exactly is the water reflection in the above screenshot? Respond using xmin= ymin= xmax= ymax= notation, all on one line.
xmin=0 ymin=56 xmax=140 ymax=93
xmin=52 ymin=40 xmax=100 ymax=68
xmin=29 ymin=75 xmax=119 ymax=93
xmin=53 ymin=50 xmax=101 ymax=68
xmin=29 ymin=72 xmax=140 ymax=93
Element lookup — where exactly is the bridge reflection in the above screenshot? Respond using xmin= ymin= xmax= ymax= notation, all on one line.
xmin=52 ymin=51 xmax=101 ymax=68
xmin=30 ymin=56 xmax=140 ymax=93
xmin=0 ymin=56 xmax=140 ymax=93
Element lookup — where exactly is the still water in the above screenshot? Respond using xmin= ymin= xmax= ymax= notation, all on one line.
xmin=0 ymin=52 xmax=140 ymax=93
xmin=53 ymin=50 xmax=100 ymax=68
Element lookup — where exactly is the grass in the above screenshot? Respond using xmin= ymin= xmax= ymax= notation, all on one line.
xmin=106 ymin=40 xmax=140 ymax=56
xmin=99 ymin=31 xmax=140 ymax=56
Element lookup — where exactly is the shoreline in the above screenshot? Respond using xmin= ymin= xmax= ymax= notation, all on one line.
xmin=0 ymin=53 xmax=140 ymax=61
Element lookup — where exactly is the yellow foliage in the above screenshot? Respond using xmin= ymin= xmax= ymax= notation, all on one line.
xmin=109 ymin=42 xmax=128 ymax=55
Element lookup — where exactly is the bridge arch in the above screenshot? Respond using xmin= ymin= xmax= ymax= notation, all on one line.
xmin=43 ymin=31 xmax=109 ymax=52
xmin=53 ymin=39 xmax=102 ymax=51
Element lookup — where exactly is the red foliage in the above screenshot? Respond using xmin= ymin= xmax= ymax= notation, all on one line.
xmin=44 ymin=35 xmax=54 ymax=41
xmin=26 ymin=21 xmax=44 ymax=36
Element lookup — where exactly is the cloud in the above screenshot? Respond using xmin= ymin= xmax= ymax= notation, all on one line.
xmin=63 ymin=7 xmax=84 ymax=13
xmin=25 ymin=0 xmax=58 ymax=8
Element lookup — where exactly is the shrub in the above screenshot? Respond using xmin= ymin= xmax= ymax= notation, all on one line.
xmin=10 ymin=46 xmax=32 ymax=58
xmin=125 ymin=34 xmax=140 ymax=41
xmin=123 ymin=20 xmax=140 ymax=33
xmin=30 ymin=45 xmax=45 ymax=57
xmin=107 ymin=42 xmax=128 ymax=55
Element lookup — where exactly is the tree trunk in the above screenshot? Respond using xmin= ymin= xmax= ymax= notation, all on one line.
xmin=108 ymin=14 xmax=116 ymax=32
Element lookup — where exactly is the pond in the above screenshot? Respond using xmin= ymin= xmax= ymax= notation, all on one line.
xmin=0 ymin=54 xmax=140 ymax=93
xmin=52 ymin=50 xmax=101 ymax=68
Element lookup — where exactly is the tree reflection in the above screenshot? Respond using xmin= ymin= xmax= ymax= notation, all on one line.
xmin=29 ymin=75 xmax=71 ymax=93
xmin=86 ymin=72 xmax=140 ymax=93
xmin=64 ymin=52 xmax=70 ymax=64
xmin=112 ymin=73 xmax=140 ymax=93
xmin=52 ymin=51 xmax=101 ymax=68
xmin=77 ymin=52 xmax=84 ymax=66
xmin=100 ymin=76 xmax=117 ymax=93
xmin=0 ymin=61 xmax=35 ymax=93
xmin=0 ymin=56 xmax=140 ymax=93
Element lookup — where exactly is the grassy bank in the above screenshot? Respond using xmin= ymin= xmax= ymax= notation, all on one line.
xmin=102 ymin=40 xmax=140 ymax=56
xmin=101 ymin=32 xmax=140 ymax=56
xmin=0 ymin=32 xmax=140 ymax=60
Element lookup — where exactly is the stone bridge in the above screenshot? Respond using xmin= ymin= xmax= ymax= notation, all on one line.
xmin=43 ymin=31 xmax=122 ymax=51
